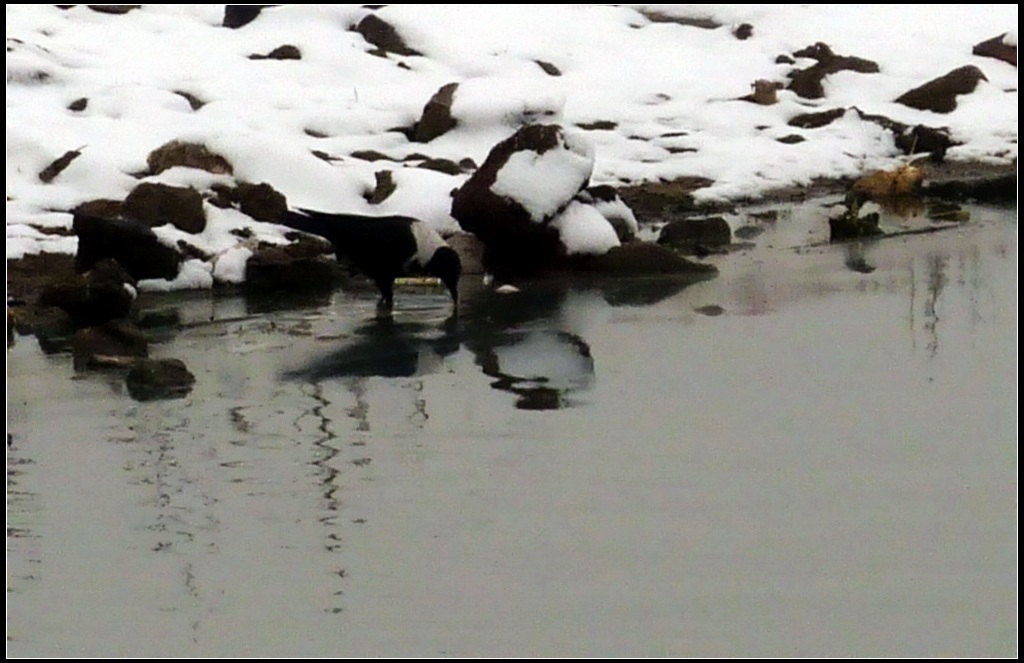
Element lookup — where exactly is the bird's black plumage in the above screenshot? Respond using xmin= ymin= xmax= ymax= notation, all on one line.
xmin=279 ymin=208 xmax=461 ymax=309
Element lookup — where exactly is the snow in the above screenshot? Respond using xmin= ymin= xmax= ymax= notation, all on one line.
xmin=5 ymin=4 xmax=1018 ymax=290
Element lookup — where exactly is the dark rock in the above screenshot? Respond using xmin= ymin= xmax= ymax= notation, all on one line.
xmin=570 ymin=242 xmax=718 ymax=277
xmin=73 ymin=198 xmax=124 ymax=218
xmin=72 ymin=319 xmax=148 ymax=370
xmin=39 ymin=258 xmax=136 ymax=328
xmin=787 ymin=107 xmax=846 ymax=129
xmin=414 ymin=82 xmax=459 ymax=142
xmin=67 ymin=97 xmax=88 ymax=111
xmin=86 ymin=5 xmax=139 ymax=14
xmin=637 ymin=9 xmax=720 ymax=29
xmin=244 ymin=245 xmax=340 ymax=292
xmin=38 ymin=148 xmax=83 ymax=183
xmin=350 ymin=149 xmax=393 ymax=162
xmin=124 ymin=182 xmax=206 ymax=233
xmin=233 ymin=182 xmax=288 ymax=221
xmin=973 ymin=34 xmax=1016 ymax=67
xmin=894 ymin=124 xmax=955 ymax=161
xmin=733 ymin=23 xmax=753 ymax=40
xmin=364 ymin=170 xmax=396 ymax=204
xmin=576 ymin=120 xmax=618 ymax=131
xmin=415 ymin=158 xmax=465 ymax=176
xmin=775 ymin=54 xmax=796 ymax=65
xmin=657 ymin=216 xmax=732 ymax=252
xmin=223 ymin=5 xmax=271 ymax=29
xmin=776 ymin=134 xmax=806 ymax=144
xmin=125 ymin=358 xmax=196 ymax=401
xmin=173 ymin=90 xmax=205 ymax=110
xmin=450 ymin=124 xmax=584 ymax=277
xmin=249 ymin=44 xmax=302 ymax=60
xmin=575 ymin=185 xmax=637 ymax=242
xmin=616 ymin=177 xmax=714 ymax=218
xmin=733 ymin=225 xmax=765 ymax=240
xmin=534 ymin=60 xmax=562 ymax=76
xmin=828 ymin=203 xmax=883 ymax=242
xmin=787 ymin=42 xmax=879 ymax=99
xmin=894 ymin=65 xmax=988 ymax=113
xmin=146 ymin=140 xmax=233 ymax=176
xmin=73 ymin=213 xmax=182 ymax=281
xmin=353 ymin=13 xmax=421 ymax=56
xmin=923 ymin=173 xmax=1018 ymax=204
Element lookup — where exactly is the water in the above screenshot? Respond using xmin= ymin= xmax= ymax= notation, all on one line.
xmin=6 ymin=201 xmax=1017 ymax=657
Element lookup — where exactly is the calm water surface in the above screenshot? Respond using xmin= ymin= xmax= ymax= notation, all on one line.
xmin=6 ymin=201 xmax=1017 ymax=657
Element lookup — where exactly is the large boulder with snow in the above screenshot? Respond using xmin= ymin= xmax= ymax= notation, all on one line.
xmin=451 ymin=123 xmax=625 ymax=277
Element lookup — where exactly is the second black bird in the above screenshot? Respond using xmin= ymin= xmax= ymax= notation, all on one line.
xmin=279 ymin=208 xmax=462 ymax=309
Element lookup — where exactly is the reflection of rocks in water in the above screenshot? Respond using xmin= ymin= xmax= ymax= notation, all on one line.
xmin=472 ymin=330 xmax=595 ymax=410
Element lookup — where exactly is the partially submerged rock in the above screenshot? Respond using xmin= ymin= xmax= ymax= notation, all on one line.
xmin=72 ymin=318 xmax=148 ymax=370
xmin=657 ymin=216 xmax=732 ymax=254
xmin=353 ymin=13 xmax=421 ymax=57
xmin=125 ymin=358 xmax=196 ymax=401
xmin=38 ymin=258 xmax=137 ymax=328
xmin=828 ymin=201 xmax=883 ymax=242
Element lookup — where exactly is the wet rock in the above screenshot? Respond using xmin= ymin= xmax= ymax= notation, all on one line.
xmin=414 ymin=82 xmax=459 ymax=143
xmin=894 ymin=65 xmax=988 ymax=113
xmin=73 ymin=213 xmax=182 ymax=281
xmin=72 ymin=319 xmax=148 ymax=371
xmin=733 ymin=225 xmax=765 ymax=240
xmin=353 ymin=13 xmax=421 ymax=57
xmin=570 ymin=242 xmax=718 ymax=277
xmin=828 ymin=202 xmax=882 ymax=242
xmin=125 ymin=358 xmax=196 ymax=401
xmin=123 ymin=182 xmax=206 ymax=234
xmin=923 ymin=173 xmax=1018 ymax=204
xmin=972 ymin=33 xmax=1016 ymax=68
xmin=146 ymin=140 xmax=233 ymax=176
xmin=38 ymin=148 xmax=83 ymax=183
xmin=786 ymin=42 xmax=879 ymax=99
xmin=657 ymin=216 xmax=732 ymax=253
xmin=38 ymin=258 xmax=137 ymax=328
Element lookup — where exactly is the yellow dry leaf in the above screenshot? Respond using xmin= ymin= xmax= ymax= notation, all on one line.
xmin=851 ymin=164 xmax=924 ymax=198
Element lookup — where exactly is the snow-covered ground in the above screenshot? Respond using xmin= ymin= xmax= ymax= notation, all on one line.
xmin=5 ymin=4 xmax=1017 ymax=289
